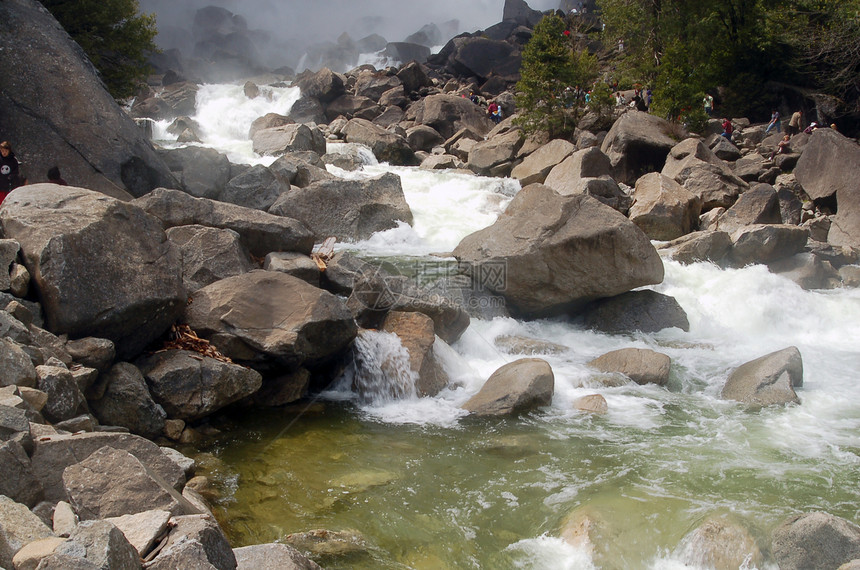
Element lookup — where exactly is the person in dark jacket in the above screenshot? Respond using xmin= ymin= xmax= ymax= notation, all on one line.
xmin=0 ymin=141 xmax=25 ymax=203
xmin=47 ymin=166 xmax=68 ymax=185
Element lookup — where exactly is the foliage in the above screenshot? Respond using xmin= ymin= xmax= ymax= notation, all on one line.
xmin=514 ymin=14 xmax=599 ymax=138
xmin=588 ymin=81 xmax=616 ymax=119
xmin=595 ymin=0 xmax=860 ymax=125
xmin=42 ymin=0 xmax=158 ymax=100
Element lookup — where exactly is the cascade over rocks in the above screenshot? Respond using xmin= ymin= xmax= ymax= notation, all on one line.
xmin=453 ymin=184 xmax=664 ymax=317
xmin=0 ymin=0 xmax=178 ymax=198
xmin=0 ymin=186 xmax=185 ymax=359
xmin=184 ymin=270 xmax=357 ymax=370
xmin=268 ymin=172 xmax=413 ymax=241
xmin=133 ymin=188 xmax=315 ymax=257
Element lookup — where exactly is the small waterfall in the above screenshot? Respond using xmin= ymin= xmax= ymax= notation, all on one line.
xmin=348 ymin=330 xmax=418 ymax=404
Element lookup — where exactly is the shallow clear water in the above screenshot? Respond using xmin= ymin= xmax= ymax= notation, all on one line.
xmin=178 ymin=84 xmax=860 ymax=568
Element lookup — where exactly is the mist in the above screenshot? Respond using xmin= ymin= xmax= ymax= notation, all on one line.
xmin=139 ymin=0 xmax=562 ymax=52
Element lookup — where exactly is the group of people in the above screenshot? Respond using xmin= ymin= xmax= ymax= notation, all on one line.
xmin=0 ymin=140 xmax=67 ymax=204
xmin=466 ymin=92 xmax=504 ymax=125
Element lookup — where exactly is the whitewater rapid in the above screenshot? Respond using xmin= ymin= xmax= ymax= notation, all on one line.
xmin=157 ymin=83 xmax=860 ymax=569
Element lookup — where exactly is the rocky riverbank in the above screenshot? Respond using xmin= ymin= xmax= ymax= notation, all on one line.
xmin=2 ymin=0 xmax=860 ymax=567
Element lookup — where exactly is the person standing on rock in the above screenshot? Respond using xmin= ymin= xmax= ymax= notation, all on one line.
xmin=788 ymin=110 xmax=803 ymax=136
xmin=0 ymin=141 xmax=25 ymax=203
xmin=703 ymin=93 xmax=714 ymax=116
xmin=765 ymin=109 xmax=781 ymax=136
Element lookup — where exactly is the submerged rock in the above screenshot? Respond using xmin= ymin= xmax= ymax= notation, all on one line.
xmin=673 ymin=513 xmax=763 ymax=569
xmin=772 ymin=512 xmax=860 ymax=570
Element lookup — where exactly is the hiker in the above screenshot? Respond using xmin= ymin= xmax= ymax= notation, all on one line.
xmin=0 ymin=141 xmax=25 ymax=204
xmin=703 ymin=93 xmax=714 ymax=116
xmin=769 ymin=134 xmax=791 ymax=160
xmin=487 ymin=100 xmax=499 ymax=119
xmin=721 ymin=118 xmax=733 ymax=139
xmin=490 ymin=105 xmax=502 ymax=125
xmin=47 ymin=166 xmax=68 ymax=185
xmin=803 ymin=122 xmax=820 ymax=134
xmin=765 ymin=109 xmax=781 ymax=135
xmin=787 ymin=110 xmax=803 ymax=136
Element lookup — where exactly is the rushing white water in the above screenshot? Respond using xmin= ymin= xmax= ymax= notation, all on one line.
xmin=169 ymin=83 xmax=860 ymax=569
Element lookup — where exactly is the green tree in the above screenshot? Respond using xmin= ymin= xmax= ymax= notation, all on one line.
xmin=515 ymin=14 xmax=598 ymax=138
xmin=42 ymin=0 xmax=158 ymax=100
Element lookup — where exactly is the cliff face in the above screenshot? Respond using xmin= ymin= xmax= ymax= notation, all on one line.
xmin=0 ymin=0 xmax=178 ymax=198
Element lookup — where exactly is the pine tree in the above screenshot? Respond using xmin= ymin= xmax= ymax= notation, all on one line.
xmin=515 ymin=14 xmax=598 ymax=138
xmin=42 ymin=0 xmax=158 ymax=100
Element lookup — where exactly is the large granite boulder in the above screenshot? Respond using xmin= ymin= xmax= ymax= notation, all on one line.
xmin=145 ymin=514 xmax=237 ymax=570
xmin=166 ymin=225 xmax=253 ymax=293
xmin=36 ymin=364 xmax=84 ymax=423
xmin=295 ymin=67 xmax=346 ymax=104
xmin=184 ymin=270 xmax=357 ymax=369
xmin=234 ymin=543 xmax=321 ymax=570
xmin=511 ymin=139 xmax=576 ymax=186
xmin=600 ymin=111 xmax=678 ymax=185
xmin=721 ymin=346 xmax=803 ymax=406
xmin=158 ymin=146 xmax=232 ymax=200
xmin=133 ymin=188 xmax=314 ymax=257
xmin=0 ymin=439 xmax=43 ymax=507
xmin=135 ymin=350 xmax=262 ymax=421
xmin=405 ymin=94 xmax=494 ymax=140
xmin=63 ymin=446 xmax=198 ymax=520
xmin=543 ymin=147 xmax=614 ymax=193
xmin=443 ymin=37 xmax=522 ymax=82
xmin=324 ymin=94 xmax=383 ymax=121
xmin=396 ymin=61 xmax=433 ymax=95
xmin=30 ymin=432 xmax=185 ymax=503
xmin=728 ymin=224 xmax=809 ymax=266
xmin=342 ymin=119 xmax=416 ymax=165
xmin=795 ymin=129 xmax=860 ymax=201
xmin=55 ymin=519 xmax=142 ymax=570
xmin=673 ymin=514 xmax=763 ymax=570
xmin=221 ymin=164 xmax=288 ymax=211
xmin=503 ymin=0 xmax=545 ymax=26
xmin=712 ymin=183 xmax=782 ymax=232
xmin=661 ymin=138 xmax=748 ymax=210
xmin=88 ymin=362 xmax=166 ymax=439
xmin=467 ymin=130 xmax=524 ymax=176
xmin=579 ymin=290 xmax=690 ymax=333
xmin=353 ymin=71 xmax=403 ymax=102
xmin=587 ymin=348 xmax=672 ymax=386
xmin=0 ymin=0 xmax=178 ymax=198
xmin=628 ymin=173 xmax=702 ymax=241
xmin=453 ymin=184 xmax=664 ymax=317
xmin=268 ymin=172 xmax=413 ymax=241
xmin=0 ymin=186 xmax=185 ymax=359
xmin=772 ymin=512 xmax=860 ymax=570
xmin=252 ymin=124 xmax=327 ymax=157
xmin=463 ymin=358 xmax=554 ymax=416
xmin=659 ymin=230 xmax=733 ymax=265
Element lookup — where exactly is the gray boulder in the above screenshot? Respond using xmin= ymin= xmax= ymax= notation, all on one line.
xmin=795 ymin=129 xmax=860 ymax=201
xmin=673 ymin=514 xmax=763 ymax=570
xmin=287 ymin=97 xmax=326 ymax=124
xmin=406 ymin=125 xmax=445 ymax=153
xmin=133 ymin=188 xmax=314 ymax=257
xmin=234 ymin=543 xmax=321 ymax=570
xmin=544 ymin=147 xmax=614 ymax=193
xmin=661 ymin=138 xmax=747 ymax=211
xmin=453 ymin=185 xmax=664 ymax=317
xmin=103 ymin=509 xmax=171 ymax=558
xmin=36 ymin=365 xmax=84 ymax=423
xmin=601 ymin=111 xmax=678 ymax=185
xmin=62 ymin=446 xmax=198 ymax=520
xmin=587 ymin=348 xmax=672 ymax=386
xmin=406 ymin=94 xmax=494 ymax=139
xmin=729 ymin=224 xmax=809 ymax=266
xmin=166 ymin=225 xmax=253 ymax=293
xmin=580 ymin=290 xmax=690 ymax=333
xmin=135 ymin=350 xmax=262 ymax=421
xmin=659 ymin=230 xmax=733 ymax=265
xmin=295 ymin=67 xmax=345 ymax=104
xmin=88 ymin=363 xmax=166 ymax=439
xmin=57 ymin=519 xmax=141 ymax=570
xmin=30 ymin=432 xmax=186 ymax=503
xmin=158 ymin=146 xmax=232 ymax=200
xmin=772 ymin=512 xmax=860 ymax=570
xmin=0 ymin=0 xmax=177 ymax=198
xmin=184 ymin=270 xmax=357 ymax=369
xmin=721 ymin=346 xmax=803 ymax=406
xmin=463 ymin=358 xmax=554 ymax=416
xmin=396 ymin=61 xmax=433 ymax=94
xmin=64 ymin=337 xmax=115 ymax=373
xmin=769 ymin=252 xmax=841 ymax=290
xmin=713 ymin=183 xmax=782 ymax=232
xmin=467 ymin=130 xmax=524 ymax=176
xmin=629 ymin=173 xmax=702 ymax=241
xmin=248 ymin=113 xmax=293 ymax=140
xmin=511 ymin=139 xmax=576 ymax=186
xmin=325 ymin=94 xmax=383 ymax=122
xmin=2 ymin=186 xmax=185 ymax=359
xmin=264 ymin=252 xmax=320 ymax=285
xmin=0 ymin=439 xmax=44 ymax=507
xmin=0 ymin=337 xmax=37 ymax=388
xmin=252 ymin=124 xmax=327 ymax=157
xmin=342 ymin=118 xmax=416 ymax=165
xmin=221 ymin=164 xmax=287 ymax=210
xmin=145 ymin=514 xmax=237 ymax=570
xmin=353 ymin=71 xmax=402 ymax=102
xmin=0 ymin=494 xmax=54 ymax=569
xmin=268 ymin=172 xmax=413 ymax=241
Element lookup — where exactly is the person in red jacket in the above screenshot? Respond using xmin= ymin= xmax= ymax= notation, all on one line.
xmin=721 ymin=118 xmax=733 ymax=139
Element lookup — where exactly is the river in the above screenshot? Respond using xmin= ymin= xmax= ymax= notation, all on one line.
xmin=153 ymin=83 xmax=860 ymax=569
